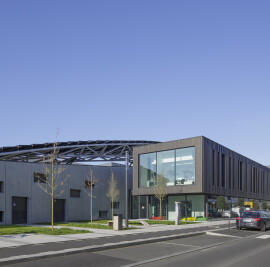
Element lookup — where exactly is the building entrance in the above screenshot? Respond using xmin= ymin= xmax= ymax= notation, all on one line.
xmin=12 ymin=197 xmax=27 ymax=224
xmin=139 ymin=196 xmax=147 ymax=218
xmin=180 ymin=201 xmax=192 ymax=218
xmin=150 ymin=196 xmax=168 ymax=219
xmin=54 ymin=199 xmax=65 ymax=222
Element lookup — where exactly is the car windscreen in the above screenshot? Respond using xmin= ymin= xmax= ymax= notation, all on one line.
xmin=240 ymin=212 xmax=260 ymax=218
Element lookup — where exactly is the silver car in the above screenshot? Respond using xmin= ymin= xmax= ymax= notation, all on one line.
xmin=222 ymin=210 xmax=238 ymax=218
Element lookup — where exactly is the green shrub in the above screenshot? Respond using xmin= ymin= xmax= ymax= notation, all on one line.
xmin=196 ymin=217 xmax=207 ymax=221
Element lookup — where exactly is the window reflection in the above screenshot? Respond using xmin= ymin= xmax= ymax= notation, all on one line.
xmin=176 ymin=147 xmax=195 ymax=185
xmin=157 ymin=150 xmax=175 ymax=186
xmin=139 ymin=153 xmax=156 ymax=187
xmin=139 ymin=147 xmax=195 ymax=188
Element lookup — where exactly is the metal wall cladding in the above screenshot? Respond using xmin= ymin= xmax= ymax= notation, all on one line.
xmin=0 ymin=161 xmax=133 ymax=225
xmin=133 ymin=136 xmax=203 ymax=196
xmin=202 ymin=137 xmax=270 ymax=200
xmin=133 ymin=136 xmax=270 ymax=201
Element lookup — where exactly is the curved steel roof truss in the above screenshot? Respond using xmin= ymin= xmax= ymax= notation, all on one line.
xmin=0 ymin=140 xmax=158 ymax=165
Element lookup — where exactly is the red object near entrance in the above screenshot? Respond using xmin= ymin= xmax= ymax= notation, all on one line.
xmin=152 ymin=216 xmax=166 ymax=220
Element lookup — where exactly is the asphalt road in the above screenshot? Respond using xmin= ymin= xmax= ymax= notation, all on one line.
xmin=145 ymin=230 xmax=270 ymax=267
xmin=4 ymin=229 xmax=268 ymax=267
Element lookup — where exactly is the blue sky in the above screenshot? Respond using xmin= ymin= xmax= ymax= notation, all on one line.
xmin=0 ymin=0 xmax=270 ymax=165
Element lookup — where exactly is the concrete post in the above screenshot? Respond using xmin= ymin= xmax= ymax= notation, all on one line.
xmin=175 ymin=202 xmax=181 ymax=225
xmin=113 ymin=214 xmax=123 ymax=231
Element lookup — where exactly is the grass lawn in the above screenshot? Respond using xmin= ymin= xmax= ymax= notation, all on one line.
xmin=73 ymin=220 xmax=110 ymax=224
xmin=57 ymin=222 xmax=113 ymax=230
xmin=145 ymin=220 xmax=196 ymax=225
xmin=76 ymin=220 xmax=143 ymax=226
xmin=38 ymin=221 xmax=113 ymax=229
xmin=0 ymin=225 xmax=92 ymax=235
xmin=39 ymin=220 xmax=142 ymax=229
xmin=57 ymin=222 xmax=137 ymax=230
xmin=38 ymin=219 xmax=196 ymax=228
xmin=127 ymin=221 xmax=143 ymax=225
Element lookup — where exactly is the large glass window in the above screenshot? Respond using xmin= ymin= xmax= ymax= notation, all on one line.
xmin=139 ymin=153 xmax=156 ymax=187
xmin=175 ymin=147 xmax=195 ymax=185
xmin=157 ymin=150 xmax=175 ymax=186
xmin=139 ymin=147 xmax=196 ymax=187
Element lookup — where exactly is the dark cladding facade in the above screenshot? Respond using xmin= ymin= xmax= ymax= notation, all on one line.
xmin=132 ymin=136 xmax=270 ymax=220
xmin=1 ymin=137 xmax=269 ymax=223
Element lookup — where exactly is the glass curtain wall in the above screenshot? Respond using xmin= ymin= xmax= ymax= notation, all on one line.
xmin=139 ymin=196 xmax=147 ymax=218
xmin=176 ymin=147 xmax=196 ymax=185
xmin=139 ymin=153 xmax=156 ymax=187
xmin=139 ymin=147 xmax=195 ymax=187
xmin=157 ymin=150 xmax=175 ymax=186
xmin=167 ymin=195 xmax=204 ymax=220
xmin=149 ymin=195 xmax=168 ymax=219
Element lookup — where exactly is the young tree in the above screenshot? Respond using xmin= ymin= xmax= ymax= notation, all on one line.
xmin=106 ymin=173 xmax=120 ymax=220
xmin=37 ymin=134 xmax=68 ymax=231
xmin=249 ymin=199 xmax=260 ymax=210
xmin=216 ymin=196 xmax=227 ymax=211
xmin=262 ymin=200 xmax=268 ymax=211
xmin=237 ymin=198 xmax=245 ymax=207
xmin=153 ymin=172 xmax=167 ymax=221
xmin=84 ymin=169 xmax=99 ymax=224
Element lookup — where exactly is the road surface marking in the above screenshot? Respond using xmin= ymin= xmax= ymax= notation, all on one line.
xmin=161 ymin=242 xmax=201 ymax=248
xmin=256 ymin=235 xmax=270 ymax=239
xmin=206 ymin=231 xmax=242 ymax=238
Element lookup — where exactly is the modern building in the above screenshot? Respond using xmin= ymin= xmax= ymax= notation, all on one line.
xmin=0 ymin=161 xmax=132 ymax=225
xmin=0 ymin=140 xmax=155 ymax=225
xmin=132 ymin=136 xmax=270 ymax=220
xmin=0 ymin=137 xmax=269 ymax=225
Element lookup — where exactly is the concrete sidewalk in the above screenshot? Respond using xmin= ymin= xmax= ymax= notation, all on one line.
xmin=0 ymin=220 xmax=231 ymax=266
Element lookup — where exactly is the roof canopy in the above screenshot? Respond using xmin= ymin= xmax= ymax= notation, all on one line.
xmin=0 ymin=140 xmax=158 ymax=165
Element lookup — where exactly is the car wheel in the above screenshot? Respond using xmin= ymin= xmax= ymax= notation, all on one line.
xmin=261 ymin=223 xmax=266 ymax=232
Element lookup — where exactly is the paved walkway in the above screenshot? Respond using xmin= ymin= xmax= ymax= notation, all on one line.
xmin=0 ymin=220 xmax=232 ymax=265
xmin=0 ymin=220 xmax=228 ymax=248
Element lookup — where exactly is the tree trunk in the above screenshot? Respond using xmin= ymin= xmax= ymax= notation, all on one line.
xmin=112 ymin=198 xmax=114 ymax=220
xmin=51 ymin=161 xmax=54 ymax=232
xmin=52 ymin=195 xmax=54 ymax=231
xmin=90 ymin=186 xmax=92 ymax=224
xmin=160 ymin=199 xmax=162 ymax=222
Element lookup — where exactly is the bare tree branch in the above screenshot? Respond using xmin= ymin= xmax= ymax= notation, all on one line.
xmin=153 ymin=171 xmax=167 ymax=221
xmin=106 ymin=173 xmax=120 ymax=220
xmin=83 ymin=169 xmax=99 ymax=224
xmin=36 ymin=131 xmax=69 ymax=231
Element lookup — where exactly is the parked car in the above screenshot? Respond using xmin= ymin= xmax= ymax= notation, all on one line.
xmin=236 ymin=211 xmax=270 ymax=231
xmin=208 ymin=210 xmax=222 ymax=218
xmin=222 ymin=210 xmax=238 ymax=218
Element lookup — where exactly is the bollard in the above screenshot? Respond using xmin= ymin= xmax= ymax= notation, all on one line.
xmin=175 ymin=202 xmax=181 ymax=225
xmin=113 ymin=214 xmax=123 ymax=231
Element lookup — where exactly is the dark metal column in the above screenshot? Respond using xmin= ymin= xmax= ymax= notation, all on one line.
xmin=125 ymin=151 xmax=129 ymax=228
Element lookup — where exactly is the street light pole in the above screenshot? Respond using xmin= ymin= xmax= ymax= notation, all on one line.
xmin=125 ymin=151 xmax=129 ymax=228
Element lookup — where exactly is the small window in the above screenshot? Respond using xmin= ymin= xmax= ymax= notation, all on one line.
xmin=0 ymin=181 xmax=3 ymax=193
xmin=99 ymin=210 xmax=108 ymax=218
xmin=0 ymin=211 xmax=3 ymax=222
xmin=111 ymin=202 xmax=120 ymax=209
xmin=70 ymin=189 xmax=80 ymax=198
xmin=34 ymin=172 xmax=47 ymax=183
xmin=85 ymin=180 xmax=95 ymax=189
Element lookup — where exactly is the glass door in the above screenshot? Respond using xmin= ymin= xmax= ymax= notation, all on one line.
xmin=139 ymin=196 xmax=147 ymax=218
